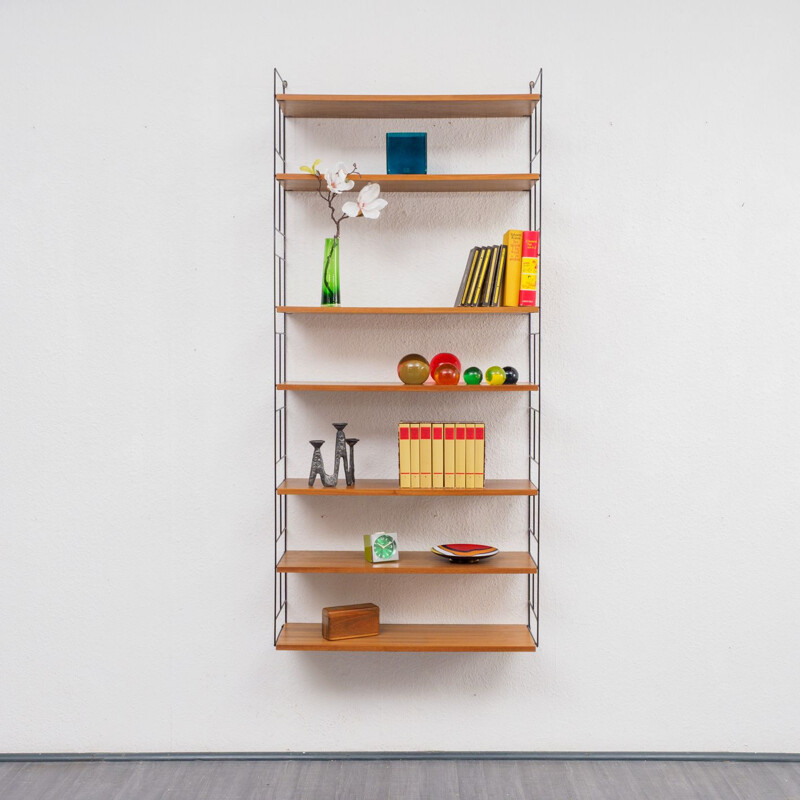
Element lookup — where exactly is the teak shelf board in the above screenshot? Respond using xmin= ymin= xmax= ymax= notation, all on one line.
xmin=277 ymin=479 xmax=538 ymax=496
xmin=276 ymin=93 xmax=541 ymax=119
xmin=278 ymin=550 xmax=537 ymax=575
xmin=276 ymin=623 xmax=537 ymax=652
xmin=277 ymin=173 xmax=539 ymax=193
xmin=277 ymin=306 xmax=539 ymax=315
xmin=277 ymin=381 xmax=538 ymax=393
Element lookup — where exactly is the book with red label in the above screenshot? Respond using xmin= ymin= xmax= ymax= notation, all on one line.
xmin=398 ymin=423 xmax=411 ymax=488
xmin=444 ymin=424 xmax=456 ymax=488
xmin=502 ymin=230 xmax=524 ymax=306
xmin=432 ymin=423 xmax=444 ymax=488
xmin=409 ymin=423 xmax=420 ymax=488
xmin=455 ymin=423 xmax=467 ymax=488
xmin=419 ymin=423 xmax=432 ymax=488
xmin=518 ymin=230 xmax=540 ymax=307
xmin=465 ymin=424 xmax=476 ymax=488
xmin=474 ymin=423 xmax=485 ymax=488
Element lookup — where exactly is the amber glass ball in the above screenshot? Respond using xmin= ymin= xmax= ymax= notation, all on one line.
xmin=430 ymin=352 xmax=461 ymax=376
xmin=463 ymin=366 xmax=483 ymax=385
xmin=397 ymin=353 xmax=430 ymax=385
xmin=485 ymin=365 xmax=506 ymax=386
xmin=433 ymin=362 xmax=460 ymax=385
xmin=503 ymin=366 xmax=519 ymax=385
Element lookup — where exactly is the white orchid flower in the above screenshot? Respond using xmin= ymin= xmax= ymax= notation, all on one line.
xmin=342 ymin=183 xmax=388 ymax=219
xmin=324 ymin=162 xmax=355 ymax=194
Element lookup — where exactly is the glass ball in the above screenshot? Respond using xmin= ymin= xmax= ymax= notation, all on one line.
xmin=433 ymin=362 xmax=460 ymax=385
xmin=503 ymin=366 xmax=519 ymax=385
xmin=430 ymin=352 xmax=461 ymax=376
xmin=463 ymin=366 xmax=483 ymax=385
xmin=397 ymin=353 xmax=430 ymax=385
xmin=485 ymin=365 xmax=506 ymax=386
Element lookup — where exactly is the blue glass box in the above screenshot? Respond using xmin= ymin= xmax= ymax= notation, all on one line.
xmin=386 ymin=132 xmax=427 ymax=175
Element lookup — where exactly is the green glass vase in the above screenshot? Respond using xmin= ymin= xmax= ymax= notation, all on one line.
xmin=321 ymin=237 xmax=340 ymax=306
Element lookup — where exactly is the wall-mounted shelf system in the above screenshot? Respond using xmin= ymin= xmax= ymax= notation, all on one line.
xmin=273 ymin=70 xmax=542 ymax=653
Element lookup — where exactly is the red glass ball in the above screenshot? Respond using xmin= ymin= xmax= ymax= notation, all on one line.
xmin=430 ymin=352 xmax=461 ymax=375
xmin=433 ymin=362 xmax=460 ymax=385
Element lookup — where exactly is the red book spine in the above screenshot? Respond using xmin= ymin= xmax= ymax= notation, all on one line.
xmin=519 ymin=231 xmax=540 ymax=307
xmin=521 ymin=230 xmax=540 ymax=258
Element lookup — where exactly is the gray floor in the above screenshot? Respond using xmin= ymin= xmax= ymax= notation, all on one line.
xmin=1 ymin=759 xmax=799 ymax=800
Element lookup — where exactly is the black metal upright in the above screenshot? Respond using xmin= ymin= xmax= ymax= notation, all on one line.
xmin=273 ymin=68 xmax=288 ymax=646
xmin=527 ymin=70 xmax=542 ymax=647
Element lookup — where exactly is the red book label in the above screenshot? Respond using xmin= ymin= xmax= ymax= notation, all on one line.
xmin=445 ymin=428 xmax=455 ymax=439
xmin=399 ymin=428 xmax=410 ymax=440
xmin=466 ymin=426 xmax=475 ymax=440
xmin=475 ymin=427 xmax=484 ymax=440
xmin=420 ymin=427 xmax=431 ymax=439
xmin=456 ymin=427 xmax=466 ymax=439
xmin=521 ymin=230 xmax=540 ymax=257
xmin=433 ymin=427 xmax=443 ymax=439
xmin=410 ymin=428 xmax=419 ymax=439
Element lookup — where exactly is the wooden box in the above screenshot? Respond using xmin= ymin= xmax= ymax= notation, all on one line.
xmin=322 ymin=603 xmax=380 ymax=640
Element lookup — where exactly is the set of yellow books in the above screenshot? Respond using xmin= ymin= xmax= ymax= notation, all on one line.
xmin=455 ymin=229 xmax=539 ymax=307
xmin=398 ymin=423 xmax=485 ymax=489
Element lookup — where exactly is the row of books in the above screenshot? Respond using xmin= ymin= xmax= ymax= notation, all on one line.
xmin=399 ymin=423 xmax=485 ymax=489
xmin=454 ymin=230 xmax=540 ymax=307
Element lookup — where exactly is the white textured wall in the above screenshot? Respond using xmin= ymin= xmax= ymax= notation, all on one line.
xmin=2 ymin=0 xmax=800 ymax=753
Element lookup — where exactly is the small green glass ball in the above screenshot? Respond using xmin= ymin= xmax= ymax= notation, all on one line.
xmin=463 ymin=366 xmax=483 ymax=385
xmin=485 ymin=365 xmax=506 ymax=386
xmin=397 ymin=353 xmax=430 ymax=385
xmin=503 ymin=366 xmax=519 ymax=385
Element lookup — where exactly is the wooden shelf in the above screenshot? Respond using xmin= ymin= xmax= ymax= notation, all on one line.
xmin=278 ymin=305 xmax=538 ymax=315
xmin=277 ymin=173 xmax=539 ymax=193
xmin=277 ymin=479 xmax=538 ymax=496
xmin=277 ymin=381 xmax=538 ymax=393
xmin=278 ymin=550 xmax=537 ymax=574
xmin=276 ymin=93 xmax=540 ymax=119
xmin=276 ymin=622 xmax=536 ymax=652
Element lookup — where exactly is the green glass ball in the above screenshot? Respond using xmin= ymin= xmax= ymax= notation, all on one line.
xmin=485 ymin=365 xmax=506 ymax=386
xmin=503 ymin=366 xmax=519 ymax=385
xmin=463 ymin=366 xmax=483 ymax=385
xmin=397 ymin=353 xmax=430 ymax=385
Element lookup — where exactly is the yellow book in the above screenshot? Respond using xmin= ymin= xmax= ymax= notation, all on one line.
xmin=519 ymin=256 xmax=539 ymax=307
xmin=466 ymin=247 xmax=490 ymax=306
xmin=502 ymin=230 xmax=524 ymax=306
xmin=455 ymin=423 xmax=466 ymax=488
xmin=480 ymin=246 xmax=500 ymax=306
xmin=518 ymin=231 xmax=539 ymax=307
xmin=398 ymin=423 xmax=411 ymax=488
xmin=456 ymin=247 xmax=480 ymax=307
xmin=475 ymin=423 xmax=485 ymax=488
xmin=465 ymin=423 xmax=475 ymax=488
xmin=409 ymin=423 xmax=420 ymax=488
xmin=491 ymin=245 xmax=507 ymax=307
xmin=444 ymin=424 xmax=456 ymax=488
xmin=431 ymin=423 xmax=444 ymax=488
xmin=419 ymin=423 xmax=432 ymax=488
